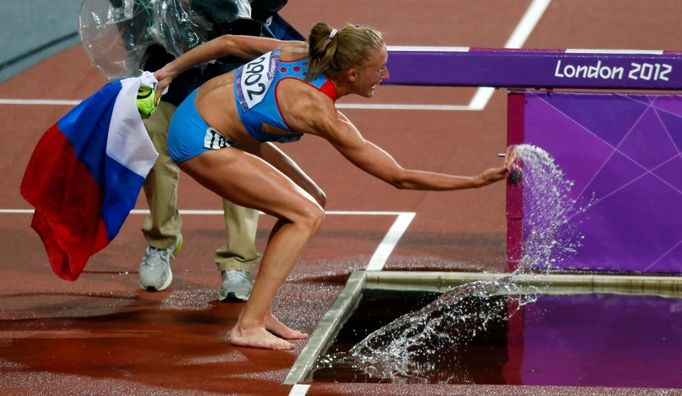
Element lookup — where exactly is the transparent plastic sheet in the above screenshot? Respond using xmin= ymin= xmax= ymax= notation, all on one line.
xmin=79 ymin=0 xmax=252 ymax=79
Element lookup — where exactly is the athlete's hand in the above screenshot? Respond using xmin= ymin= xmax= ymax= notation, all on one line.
xmin=504 ymin=145 xmax=518 ymax=172
xmin=153 ymin=67 xmax=175 ymax=105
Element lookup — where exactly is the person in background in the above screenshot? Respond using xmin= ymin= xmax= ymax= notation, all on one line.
xmin=154 ymin=23 xmax=515 ymax=350
xmin=137 ymin=0 xmax=303 ymax=301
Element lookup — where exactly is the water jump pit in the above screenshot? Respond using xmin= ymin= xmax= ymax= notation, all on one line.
xmin=286 ymin=270 xmax=682 ymax=388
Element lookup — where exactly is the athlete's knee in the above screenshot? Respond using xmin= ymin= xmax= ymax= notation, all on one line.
xmin=296 ymin=202 xmax=325 ymax=234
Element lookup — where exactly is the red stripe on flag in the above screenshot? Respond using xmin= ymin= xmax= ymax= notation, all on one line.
xmin=20 ymin=124 xmax=110 ymax=280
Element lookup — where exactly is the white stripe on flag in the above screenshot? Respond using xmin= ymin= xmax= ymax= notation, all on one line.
xmin=106 ymin=73 xmax=158 ymax=178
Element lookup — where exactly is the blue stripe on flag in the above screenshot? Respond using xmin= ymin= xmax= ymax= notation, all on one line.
xmin=56 ymin=80 xmax=122 ymax=188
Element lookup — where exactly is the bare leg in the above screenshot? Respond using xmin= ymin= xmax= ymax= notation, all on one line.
xmin=181 ymin=148 xmax=323 ymax=350
xmin=228 ymin=217 xmax=315 ymax=349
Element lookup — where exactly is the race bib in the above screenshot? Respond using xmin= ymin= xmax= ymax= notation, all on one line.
xmin=204 ymin=127 xmax=231 ymax=150
xmin=236 ymin=49 xmax=280 ymax=111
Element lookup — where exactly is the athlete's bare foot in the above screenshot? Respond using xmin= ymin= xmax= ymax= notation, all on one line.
xmin=228 ymin=325 xmax=294 ymax=350
xmin=265 ymin=313 xmax=308 ymax=340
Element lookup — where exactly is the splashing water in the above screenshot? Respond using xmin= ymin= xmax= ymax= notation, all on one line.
xmin=514 ymin=144 xmax=589 ymax=274
xmin=315 ymin=144 xmax=592 ymax=383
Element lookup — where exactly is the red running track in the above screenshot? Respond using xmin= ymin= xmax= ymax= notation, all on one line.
xmin=1 ymin=1 xmax=680 ymax=394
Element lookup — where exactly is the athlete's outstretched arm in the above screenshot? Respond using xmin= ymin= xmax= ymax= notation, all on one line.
xmin=314 ymin=110 xmax=512 ymax=190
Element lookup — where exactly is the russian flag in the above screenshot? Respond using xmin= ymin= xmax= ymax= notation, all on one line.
xmin=20 ymin=72 xmax=159 ymax=281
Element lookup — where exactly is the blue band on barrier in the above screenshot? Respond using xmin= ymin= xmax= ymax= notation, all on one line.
xmin=385 ymin=48 xmax=682 ymax=90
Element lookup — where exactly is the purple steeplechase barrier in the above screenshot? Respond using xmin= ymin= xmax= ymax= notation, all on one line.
xmin=386 ymin=47 xmax=682 ymax=90
xmin=508 ymin=91 xmax=682 ymax=273
xmin=383 ymin=47 xmax=682 ymax=273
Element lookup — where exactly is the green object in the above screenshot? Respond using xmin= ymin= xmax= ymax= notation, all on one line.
xmin=136 ymin=85 xmax=157 ymax=119
xmin=509 ymin=170 xmax=522 ymax=185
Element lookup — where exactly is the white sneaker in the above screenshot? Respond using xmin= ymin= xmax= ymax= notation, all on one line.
xmin=218 ymin=270 xmax=253 ymax=301
xmin=138 ymin=234 xmax=183 ymax=291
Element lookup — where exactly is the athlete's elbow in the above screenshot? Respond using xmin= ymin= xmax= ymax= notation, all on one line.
xmin=216 ymin=35 xmax=237 ymax=55
xmin=364 ymin=164 xmax=412 ymax=189
xmin=393 ymin=182 xmax=412 ymax=190
xmin=386 ymin=173 xmax=413 ymax=190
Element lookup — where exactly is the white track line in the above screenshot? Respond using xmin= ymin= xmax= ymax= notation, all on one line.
xmin=288 ymin=384 xmax=311 ymax=396
xmin=366 ymin=212 xmax=416 ymax=271
xmin=0 ymin=209 xmax=414 ymax=216
xmin=506 ymin=0 xmax=551 ymax=49
xmin=0 ymin=99 xmax=80 ymax=106
xmin=5 ymin=208 xmax=413 ymax=270
xmin=6 ymin=207 xmax=413 ymax=273
xmin=566 ymin=48 xmax=664 ymax=55
xmin=387 ymin=46 xmax=471 ymax=52
xmin=468 ymin=0 xmax=552 ymax=111
xmin=336 ymin=103 xmax=472 ymax=111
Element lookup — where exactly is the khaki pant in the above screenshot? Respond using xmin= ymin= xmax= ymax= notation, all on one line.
xmin=141 ymin=101 xmax=261 ymax=272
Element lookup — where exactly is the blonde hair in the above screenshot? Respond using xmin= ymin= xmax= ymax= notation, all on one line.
xmin=307 ymin=23 xmax=385 ymax=81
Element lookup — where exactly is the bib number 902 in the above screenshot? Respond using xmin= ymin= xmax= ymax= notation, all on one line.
xmin=240 ymin=51 xmax=276 ymax=109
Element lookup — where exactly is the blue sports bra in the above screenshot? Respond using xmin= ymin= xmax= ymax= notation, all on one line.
xmin=233 ymin=49 xmax=337 ymax=143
